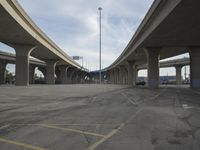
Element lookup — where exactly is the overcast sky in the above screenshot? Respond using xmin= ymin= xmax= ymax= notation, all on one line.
xmin=16 ymin=0 xmax=154 ymax=71
xmin=0 ymin=0 xmax=190 ymax=77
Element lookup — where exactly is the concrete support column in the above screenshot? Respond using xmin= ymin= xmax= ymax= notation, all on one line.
xmin=46 ymin=60 xmax=58 ymax=84
xmin=123 ymin=68 xmax=128 ymax=84
xmin=66 ymin=67 xmax=74 ymax=84
xmin=175 ymin=65 xmax=183 ymax=85
xmin=70 ymin=69 xmax=78 ymax=84
xmin=144 ymin=48 xmax=160 ymax=88
xmin=136 ymin=69 xmax=139 ymax=83
xmin=79 ymin=72 xmax=86 ymax=84
xmin=189 ymin=47 xmax=200 ymax=88
xmin=0 ymin=61 xmax=7 ymax=84
xmin=106 ymin=71 xmax=110 ymax=83
xmin=119 ymin=66 xmax=126 ymax=84
xmin=109 ymin=70 xmax=114 ymax=84
xmin=55 ymin=68 xmax=61 ymax=83
xmin=14 ymin=45 xmax=36 ymax=86
xmin=124 ymin=67 xmax=128 ymax=84
xmin=29 ymin=64 xmax=36 ymax=84
xmin=59 ymin=66 xmax=68 ymax=84
xmin=118 ymin=67 xmax=123 ymax=84
xmin=114 ymin=68 xmax=118 ymax=84
xmin=127 ymin=61 xmax=136 ymax=86
xmin=74 ymin=71 xmax=80 ymax=84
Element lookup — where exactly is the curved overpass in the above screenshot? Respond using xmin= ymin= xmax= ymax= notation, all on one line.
xmin=106 ymin=0 xmax=200 ymax=88
xmin=0 ymin=0 xmax=85 ymax=85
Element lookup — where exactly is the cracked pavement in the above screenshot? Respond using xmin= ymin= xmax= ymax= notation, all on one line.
xmin=0 ymin=84 xmax=200 ymax=150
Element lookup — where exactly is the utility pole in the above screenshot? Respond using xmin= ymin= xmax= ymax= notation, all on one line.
xmin=98 ymin=7 xmax=102 ymax=84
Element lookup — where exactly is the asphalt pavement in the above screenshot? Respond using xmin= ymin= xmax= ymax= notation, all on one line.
xmin=0 ymin=84 xmax=200 ymax=150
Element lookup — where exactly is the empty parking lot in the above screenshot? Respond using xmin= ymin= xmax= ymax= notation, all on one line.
xmin=0 ymin=84 xmax=200 ymax=150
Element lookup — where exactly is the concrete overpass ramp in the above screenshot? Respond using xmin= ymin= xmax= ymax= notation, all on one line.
xmin=0 ymin=0 xmax=85 ymax=86
xmin=107 ymin=0 xmax=200 ymax=89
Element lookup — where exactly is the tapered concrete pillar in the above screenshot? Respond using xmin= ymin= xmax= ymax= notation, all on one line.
xmin=124 ymin=67 xmax=128 ymax=84
xmin=29 ymin=64 xmax=36 ymax=84
xmin=175 ymin=65 xmax=183 ymax=85
xmin=0 ymin=61 xmax=7 ymax=84
xmin=189 ymin=47 xmax=200 ymax=88
xmin=144 ymin=48 xmax=160 ymax=88
xmin=14 ymin=45 xmax=37 ymax=86
xmin=127 ymin=61 xmax=137 ymax=86
xmin=73 ymin=71 xmax=80 ymax=84
xmin=109 ymin=70 xmax=114 ymax=84
xmin=46 ymin=60 xmax=58 ymax=84
xmin=119 ymin=67 xmax=123 ymax=84
xmin=106 ymin=71 xmax=110 ymax=83
xmin=59 ymin=66 xmax=68 ymax=84
xmin=66 ymin=67 xmax=74 ymax=84
xmin=69 ymin=69 xmax=78 ymax=84
xmin=136 ymin=69 xmax=139 ymax=83
xmin=114 ymin=68 xmax=119 ymax=84
xmin=119 ymin=66 xmax=127 ymax=84
xmin=78 ymin=72 xmax=86 ymax=84
xmin=55 ymin=68 xmax=61 ymax=83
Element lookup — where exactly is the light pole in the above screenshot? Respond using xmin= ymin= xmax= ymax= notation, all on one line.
xmin=98 ymin=7 xmax=102 ymax=84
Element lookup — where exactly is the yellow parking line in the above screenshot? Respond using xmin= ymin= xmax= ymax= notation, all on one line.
xmin=39 ymin=124 xmax=105 ymax=138
xmin=87 ymin=109 xmax=142 ymax=150
xmin=0 ymin=137 xmax=47 ymax=150
xmin=87 ymin=123 xmax=125 ymax=150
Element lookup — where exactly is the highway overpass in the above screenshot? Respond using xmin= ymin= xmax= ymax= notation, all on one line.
xmin=0 ymin=0 xmax=87 ymax=86
xmin=0 ymin=50 xmax=89 ymax=84
xmin=91 ymin=57 xmax=189 ymax=85
xmin=105 ymin=0 xmax=200 ymax=89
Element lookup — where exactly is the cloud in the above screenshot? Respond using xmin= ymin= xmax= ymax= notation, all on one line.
xmin=15 ymin=0 xmax=154 ymax=70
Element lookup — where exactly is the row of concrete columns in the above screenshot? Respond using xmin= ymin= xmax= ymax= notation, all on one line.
xmin=108 ymin=62 xmax=137 ymax=86
xmin=107 ymin=47 xmax=200 ymax=89
xmin=0 ymin=45 xmax=88 ymax=86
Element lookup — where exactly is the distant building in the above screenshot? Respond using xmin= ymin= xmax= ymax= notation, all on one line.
xmin=160 ymin=76 xmax=176 ymax=84
xmin=138 ymin=76 xmax=177 ymax=84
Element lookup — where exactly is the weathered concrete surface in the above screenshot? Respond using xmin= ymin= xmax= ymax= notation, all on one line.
xmin=0 ymin=84 xmax=200 ymax=150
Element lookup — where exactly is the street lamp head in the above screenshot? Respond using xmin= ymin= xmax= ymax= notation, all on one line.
xmin=98 ymin=7 xmax=102 ymax=11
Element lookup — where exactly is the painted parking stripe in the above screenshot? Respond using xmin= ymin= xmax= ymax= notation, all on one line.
xmin=39 ymin=124 xmax=105 ymax=138
xmin=121 ymin=93 xmax=137 ymax=105
xmin=0 ymin=137 xmax=47 ymax=150
xmin=87 ymin=109 xmax=142 ymax=150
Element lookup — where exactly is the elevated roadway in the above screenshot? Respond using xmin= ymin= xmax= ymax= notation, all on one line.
xmin=91 ymin=57 xmax=189 ymax=85
xmin=0 ymin=50 xmax=89 ymax=84
xmin=0 ymin=0 xmax=87 ymax=85
xmin=106 ymin=0 xmax=200 ymax=88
